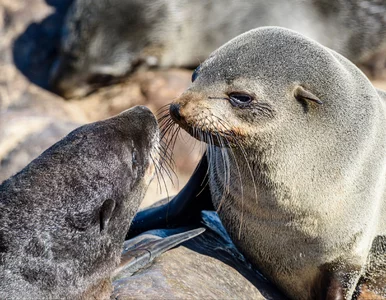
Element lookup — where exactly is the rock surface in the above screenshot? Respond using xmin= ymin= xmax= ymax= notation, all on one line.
xmin=113 ymin=211 xmax=287 ymax=300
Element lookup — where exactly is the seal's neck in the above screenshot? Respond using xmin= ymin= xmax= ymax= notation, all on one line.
xmin=207 ymin=145 xmax=318 ymax=215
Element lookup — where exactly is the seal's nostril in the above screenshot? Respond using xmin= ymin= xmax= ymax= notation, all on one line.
xmin=170 ymin=103 xmax=182 ymax=121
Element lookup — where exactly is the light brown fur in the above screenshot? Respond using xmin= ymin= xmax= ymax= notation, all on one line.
xmin=170 ymin=27 xmax=386 ymax=299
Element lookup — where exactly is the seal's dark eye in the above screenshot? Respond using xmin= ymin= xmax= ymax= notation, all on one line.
xmin=132 ymin=151 xmax=138 ymax=165
xmin=228 ymin=93 xmax=253 ymax=107
xmin=191 ymin=66 xmax=200 ymax=82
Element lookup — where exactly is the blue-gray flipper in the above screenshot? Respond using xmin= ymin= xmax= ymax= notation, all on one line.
xmin=114 ymin=227 xmax=205 ymax=278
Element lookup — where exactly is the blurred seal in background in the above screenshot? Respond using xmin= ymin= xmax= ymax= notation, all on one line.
xmin=49 ymin=0 xmax=386 ymax=98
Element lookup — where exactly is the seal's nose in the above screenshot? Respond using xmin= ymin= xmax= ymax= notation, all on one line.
xmin=170 ymin=103 xmax=181 ymax=121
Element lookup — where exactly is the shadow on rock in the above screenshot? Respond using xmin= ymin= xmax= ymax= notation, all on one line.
xmin=12 ymin=0 xmax=73 ymax=89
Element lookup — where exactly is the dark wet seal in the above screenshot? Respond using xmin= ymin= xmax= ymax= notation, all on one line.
xmin=0 ymin=106 xmax=162 ymax=300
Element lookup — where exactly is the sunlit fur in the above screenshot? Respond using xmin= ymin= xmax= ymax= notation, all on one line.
xmin=161 ymin=27 xmax=386 ymax=299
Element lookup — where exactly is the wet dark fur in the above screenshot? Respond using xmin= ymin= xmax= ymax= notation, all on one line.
xmin=0 ymin=106 xmax=159 ymax=300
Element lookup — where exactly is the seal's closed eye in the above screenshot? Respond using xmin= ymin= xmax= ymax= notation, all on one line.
xmin=99 ymin=199 xmax=116 ymax=233
xmin=132 ymin=151 xmax=138 ymax=165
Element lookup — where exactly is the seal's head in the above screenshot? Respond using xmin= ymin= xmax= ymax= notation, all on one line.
xmin=167 ymin=27 xmax=386 ymax=299
xmin=50 ymin=0 xmax=168 ymax=99
xmin=0 ymin=106 xmax=159 ymax=299
xmin=169 ymin=26 xmax=378 ymax=157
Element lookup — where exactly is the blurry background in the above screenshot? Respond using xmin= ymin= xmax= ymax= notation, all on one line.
xmin=0 ymin=0 xmax=203 ymax=207
xmin=0 ymin=0 xmax=385 ymax=207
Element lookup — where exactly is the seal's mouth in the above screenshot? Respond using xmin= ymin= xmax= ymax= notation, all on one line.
xmin=184 ymin=126 xmax=239 ymax=148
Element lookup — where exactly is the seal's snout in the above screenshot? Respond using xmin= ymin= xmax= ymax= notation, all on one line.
xmin=130 ymin=106 xmax=158 ymax=130
xmin=116 ymin=106 xmax=158 ymax=139
xmin=170 ymin=103 xmax=182 ymax=122
xmin=125 ymin=105 xmax=155 ymax=120
xmin=133 ymin=105 xmax=152 ymax=114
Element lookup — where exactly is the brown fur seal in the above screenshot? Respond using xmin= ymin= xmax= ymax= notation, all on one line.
xmin=133 ymin=27 xmax=386 ymax=299
xmin=0 ymin=106 xmax=159 ymax=299
xmin=50 ymin=0 xmax=386 ymax=98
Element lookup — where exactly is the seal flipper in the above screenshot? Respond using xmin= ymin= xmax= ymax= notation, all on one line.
xmin=311 ymin=262 xmax=363 ymax=300
xmin=126 ymin=153 xmax=213 ymax=238
xmin=114 ymin=227 xmax=205 ymax=277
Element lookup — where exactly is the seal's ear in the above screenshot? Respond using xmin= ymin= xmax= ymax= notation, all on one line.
xmin=294 ymin=86 xmax=323 ymax=105
xmin=99 ymin=199 xmax=116 ymax=233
